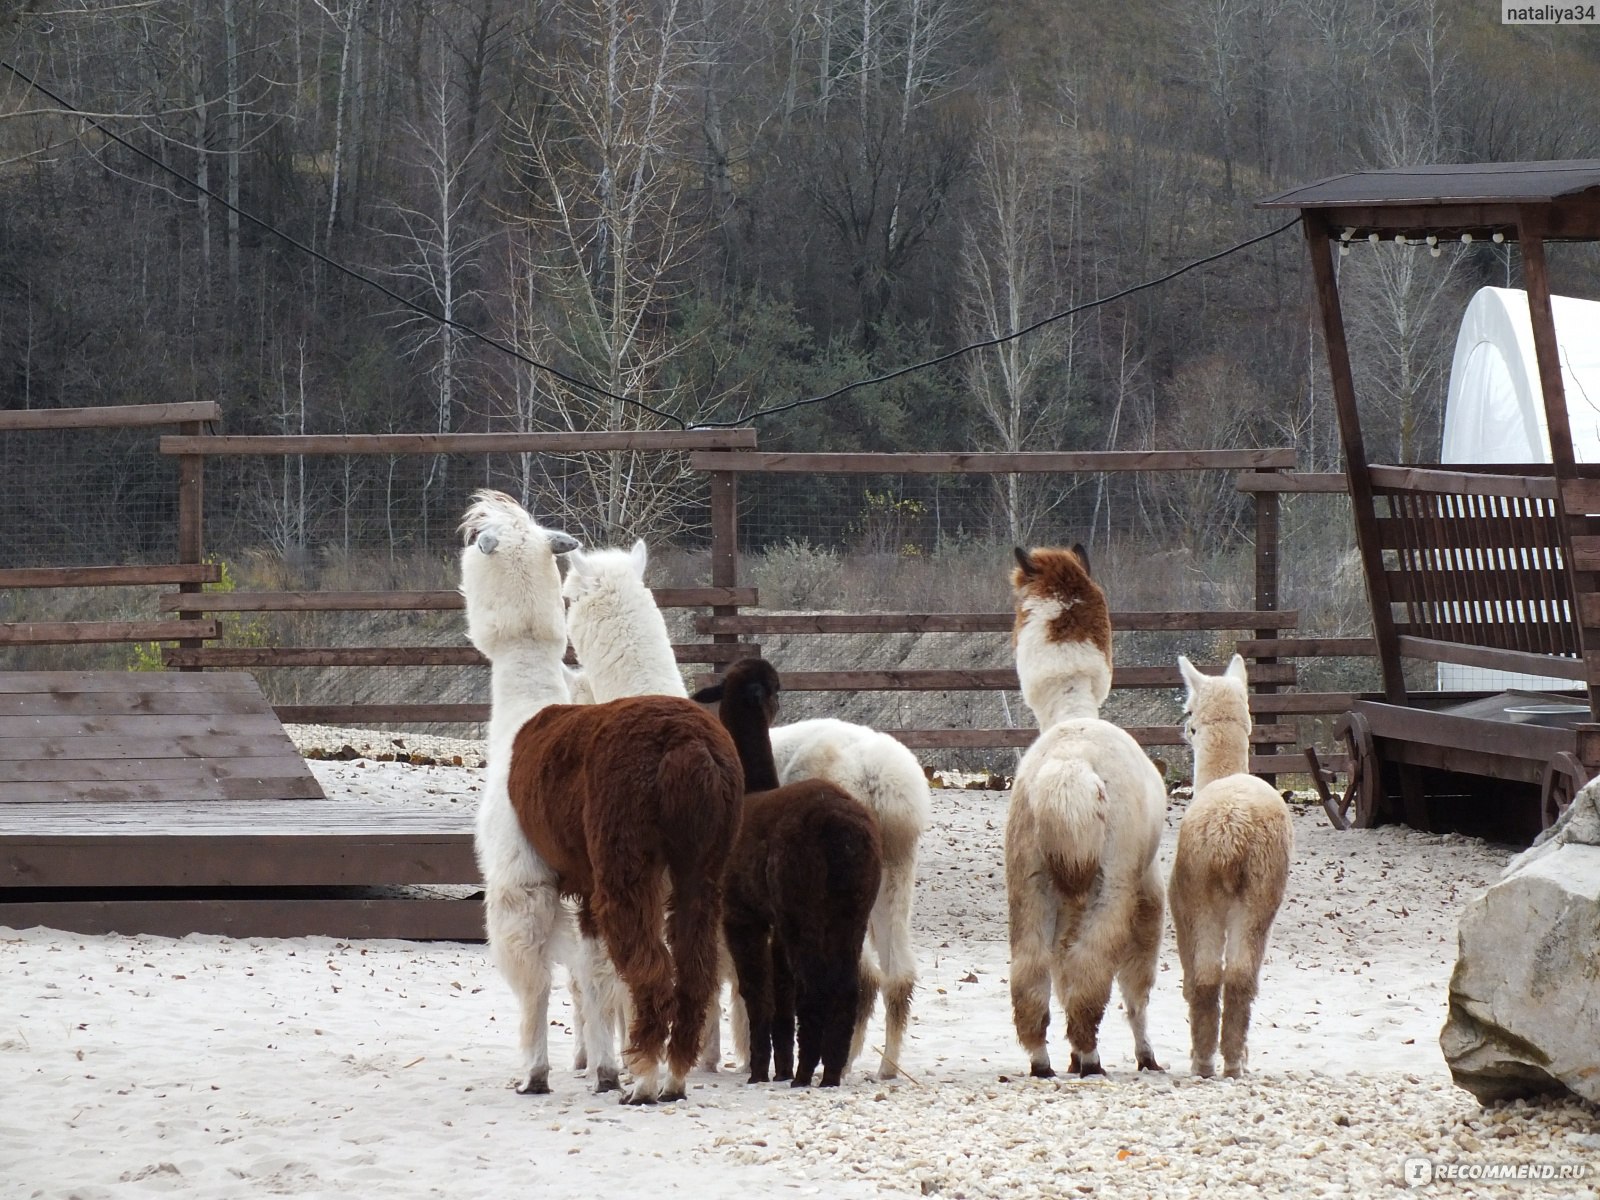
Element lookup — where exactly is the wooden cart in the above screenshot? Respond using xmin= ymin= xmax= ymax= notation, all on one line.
xmin=1261 ymin=161 xmax=1600 ymax=838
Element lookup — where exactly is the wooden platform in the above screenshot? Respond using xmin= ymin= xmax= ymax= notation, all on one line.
xmin=0 ymin=672 xmax=482 ymax=940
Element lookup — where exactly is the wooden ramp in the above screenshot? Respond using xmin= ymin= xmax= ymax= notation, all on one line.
xmin=0 ymin=672 xmax=482 ymax=940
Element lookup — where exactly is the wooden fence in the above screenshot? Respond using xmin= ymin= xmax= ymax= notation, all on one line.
xmin=1 ymin=404 xmax=1378 ymax=776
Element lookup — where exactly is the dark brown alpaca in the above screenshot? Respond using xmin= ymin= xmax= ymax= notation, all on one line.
xmin=693 ymin=659 xmax=883 ymax=1088
xmin=506 ymin=697 xmax=744 ymax=1103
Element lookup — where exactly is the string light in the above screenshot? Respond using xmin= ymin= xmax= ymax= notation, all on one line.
xmin=1493 ymin=231 xmax=1506 ymax=244
xmin=1461 ymin=233 xmax=1474 ymax=244
xmin=1426 ymin=235 xmax=1438 ymax=247
xmin=1341 ymin=228 xmax=1356 ymax=241
xmin=1339 ymin=242 xmax=1350 ymax=256
xmin=1368 ymin=232 xmax=1381 ymax=244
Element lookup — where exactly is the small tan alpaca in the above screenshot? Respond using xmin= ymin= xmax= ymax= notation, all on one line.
xmin=1172 ymin=654 xmax=1294 ymax=1078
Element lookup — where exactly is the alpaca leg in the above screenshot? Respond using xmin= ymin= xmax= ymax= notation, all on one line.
xmin=660 ymin=881 xmax=726 ymax=1100
xmin=1058 ymin=953 xmax=1116 ymax=1077
xmin=485 ymin=882 xmax=562 ymax=1095
xmin=1116 ymin=868 xmax=1165 ymax=1072
xmin=576 ymin=933 xmax=623 ymax=1092
xmin=589 ymin=869 xmax=674 ymax=1104
xmin=698 ymin=937 xmax=733 ymax=1071
xmin=869 ymin=857 xmax=918 ymax=1079
xmin=818 ymin=947 xmax=865 ymax=1088
xmin=791 ymin=968 xmax=826 ymax=1089
xmin=771 ymin=944 xmax=798 ymax=1082
xmin=729 ymin=985 xmax=751 ymax=1072
xmin=849 ymin=952 xmax=881 ymax=1068
xmin=725 ymin=918 xmax=774 ymax=1083
xmin=1220 ymin=906 xmax=1275 ymax=1078
xmin=569 ymin=969 xmax=588 ymax=1071
xmin=1007 ymin=867 xmax=1060 ymax=1078
xmin=1177 ymin=904 xmax=1225 ymax=1079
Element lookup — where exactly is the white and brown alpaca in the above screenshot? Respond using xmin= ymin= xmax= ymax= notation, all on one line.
xmin=561 ymin=536 xmax=930 ymax=1080
xmin=1006 ymin=545 xmax=1166 ymax=1077
xmin=1173 ymin=654 xmax=1293 ymax=1078
xmin=461 ymin=491 xmax=743 ymax=1105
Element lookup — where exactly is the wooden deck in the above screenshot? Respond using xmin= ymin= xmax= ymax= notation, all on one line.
xmin=0 ymin=672 xmax=482 ymax=940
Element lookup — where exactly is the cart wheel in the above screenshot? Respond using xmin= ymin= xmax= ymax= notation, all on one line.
xmin=1337 ymin=711 xmax=1381 ymax=828
xmin=1540 ymin=753 xmax=1587 ymax=831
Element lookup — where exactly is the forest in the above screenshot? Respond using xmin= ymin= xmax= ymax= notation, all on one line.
xmin=2 ymin=0 xmax=1600 ymax=563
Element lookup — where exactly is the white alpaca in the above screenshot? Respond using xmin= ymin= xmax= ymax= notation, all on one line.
xmin=459 ymin=490 xmax=585 ymax=1097
xmin=1173 ymin=654 xmax=1293 ymax=1078
xmin=562 ymin=536 xmax=931 ymax=1080
xmin=562 ymin=541 xmax=687 ymax=699
xmin=1006 ymin=545 xmax=1166 ymax=1077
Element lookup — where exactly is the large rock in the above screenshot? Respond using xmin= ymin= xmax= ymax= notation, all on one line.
xmin=1441 ymin=781 xmax=1600 ymax=1104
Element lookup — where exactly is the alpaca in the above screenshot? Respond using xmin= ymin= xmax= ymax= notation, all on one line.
xmin=1006 ymin=544 xmax=1167 ymax=1077
xmin=561 ymin=536 xmax=930 ymax=1079
xmin=460 ymin=490 xmax=744 ymax=1104
xmin=693 ymin=658 xmax=883 ymax=1088
xmin=1172 ymin=654 xmax=1294 ymax=1078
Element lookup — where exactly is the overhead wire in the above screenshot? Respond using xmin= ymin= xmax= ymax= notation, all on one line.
xmin=1 ymin=57 xmax=1301 ymax=434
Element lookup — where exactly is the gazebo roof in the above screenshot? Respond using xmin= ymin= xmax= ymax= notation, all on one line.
xmin=1259 ymin=161 xmax=1600 ymax=210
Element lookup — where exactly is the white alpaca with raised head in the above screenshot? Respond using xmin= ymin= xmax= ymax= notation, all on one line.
xmin=1172 ymin=653 xmax=1293 ymax=1078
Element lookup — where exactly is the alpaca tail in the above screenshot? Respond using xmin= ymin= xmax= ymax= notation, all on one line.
xmin=1025 ymin=756 xmax=1108 ymax=897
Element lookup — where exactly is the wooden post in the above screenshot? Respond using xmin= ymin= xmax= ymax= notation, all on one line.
xmin=175 ymin=420 xmax=207 ymax=673
xmin=1252 ymin=468 xmax=1281 ymax=783
xmin=708 ymin=457 xmax=740 ymax=668
xmin=1520 ymin=214 xmax=1600 ymax=759
xmin=1303 ymin=212 xmax=1408 ymax=705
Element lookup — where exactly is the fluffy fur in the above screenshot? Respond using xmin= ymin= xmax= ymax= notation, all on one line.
xmin=1005 ymin=545 xmax=1167 ymax=1077
xmin=696 ymin=659 xmax=882 ymax=1088
xmin=461 ymin=490 xmax=743 ymax=1105
xmin=1172 ymin=654 xmax=1294 ymax=1078
xmin=562 ymin=540 xmax=687 ymax=700
xmin=561 ymin=538 xmax=931 ymax=1079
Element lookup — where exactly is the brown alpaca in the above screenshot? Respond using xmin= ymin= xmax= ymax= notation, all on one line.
xmin=504 ymin=698 xmax=744 ymax=1102
xmin=693 ymin=659 xmax=883 ymax=1088
xmin=1172 ymin=654 xmax=1294 ymax=1078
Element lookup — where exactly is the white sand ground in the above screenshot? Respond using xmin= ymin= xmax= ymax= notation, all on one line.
xmin=4 ymin=751 xmax=1598 ymax=1199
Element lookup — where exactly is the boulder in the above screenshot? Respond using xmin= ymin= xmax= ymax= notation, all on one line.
xmin=1441 ymin=780 xmax=1600 ymax=1104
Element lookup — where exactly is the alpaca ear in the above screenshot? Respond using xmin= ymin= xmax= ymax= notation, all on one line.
xmin=690 ymin=681 xmax=724 ymax=704
xmin=1177 ymin=654 xmax=1207 ymax=699
xmin=547 ymin=530 xmax=581 ymax=555
xmin=1071 ymin=543 xmax=1092 ymax=578
xmin=1226 ymin=653 xmax=1249 ymax=686
xmin=629 ymin=539 xmax=649 ymax=581
xmin=1013 ymin=547 xmax=1036 ymax=577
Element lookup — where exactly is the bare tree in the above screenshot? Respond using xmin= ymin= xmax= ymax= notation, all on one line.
xmin=498 ymin=0 xmax=723 ymax=542
xmin=957 ymin=90 xmax=1081 ymax=545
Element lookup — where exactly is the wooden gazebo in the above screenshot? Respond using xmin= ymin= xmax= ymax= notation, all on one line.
xmin=1261 ymin=161 xmax=1600 ymax=840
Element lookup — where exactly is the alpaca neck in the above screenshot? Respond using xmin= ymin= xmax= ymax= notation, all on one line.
xmin=487 ymin=643 xmax=571 ymax=750
xmin=722 ymin=706 xmax=780 ymax=793
xmin=1026 ymin=680 xmax=1104 ymax=729
xmin=1191 ymin=724 xmax=1250 ymax=791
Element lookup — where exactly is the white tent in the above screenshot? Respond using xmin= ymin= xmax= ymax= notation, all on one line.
xmin=1438 ymin=285 xmax=1600 ymax=690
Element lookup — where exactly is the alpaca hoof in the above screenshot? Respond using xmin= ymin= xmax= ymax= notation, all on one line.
xmin=877 ymin=1063 xmax=899 ymax=1081
xmin=515 ymin=1071 xmax=551 ymax=1095
xmin=818 ymin=1072 xmax=842 ymax=1088
xmin=1223 ymin=1064 xmax=1245 ymax=1079
xmin=1076 ymin=1060 xmax=1106 ymax=1078
xmin=789 ymin=1076 xmax=812 ymax=1089
xmin=1028 ymin=1063 xmax=1055 ymax=1079
xmin=1191 ymin=1058 xmax=1215 ymax=1079
xmin=1067 ymin=1051 xmax=1080 ymax=1073
xmin=574 ymin=1051 xmax=589 ymax=1071
xmin=747 ymin=1070 xmax=770 ymax=1085
xmin=660 ymin=1085 xmax=687 ymax=1102
xmin=1136 ymin=1052 xmax=1165 ymax=1072
xmin=619 ymin=1091 xmax=657 ymax=1106
xmin=774 ymin=1070 xmax=793 ymax=1083
xmin=594 ymin=1066 xmax=621 ymax=1093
